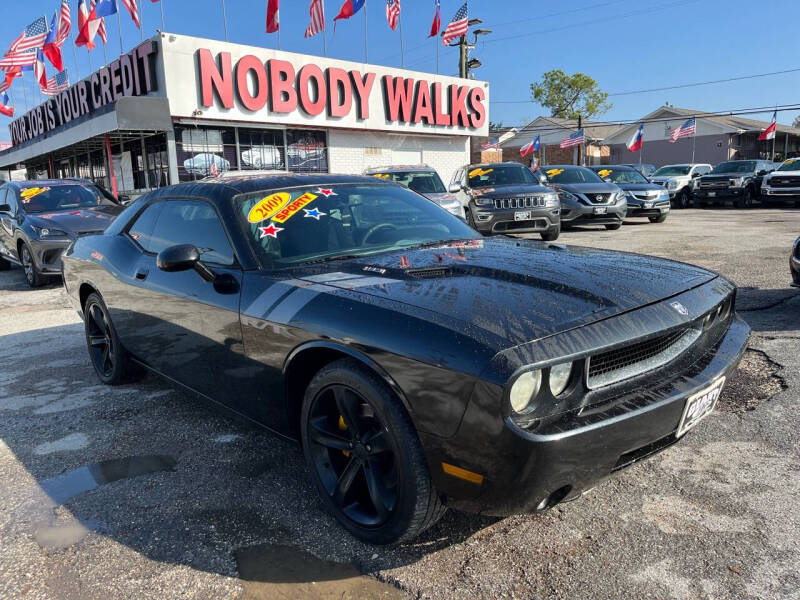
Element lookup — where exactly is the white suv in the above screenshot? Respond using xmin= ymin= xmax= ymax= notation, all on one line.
xmin=761 ymin=158 xmax=800 ymax=206
xmin=650 ymin=163 xmax=712 ymax=208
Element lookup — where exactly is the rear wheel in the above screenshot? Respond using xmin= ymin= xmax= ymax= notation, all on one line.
xmin=301 ymin=359 xmax=444 ymax=544
xmin=83 ymin=293 xmax=138 ymax=385
xmin=736 ymin=188 xmax=753 ymax=208
xmin=648 ymin=214 xmax=668 ymax=223
xmin=540 ymin=224 xmax=560 ymax=241
xmin=605 ymin=223 xmax=622 ymax=230
xmin=20 ymin=243 xmax=44 ymax=287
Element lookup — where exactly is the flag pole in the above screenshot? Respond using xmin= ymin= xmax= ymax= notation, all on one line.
xmin=363 ymin=0 xmax=368 ymax=63
xmin=139 ymin=1 xmax=144 ymax=41
xmin=221 ymin=0 xmax=229 ymax=41
xmin=436 ymin=32 xmax=439 ymax=74
xmin=771 ymin=107 xmax=777 ymax=161
xmin=86 ymin=47 xmax=93 ymax=74
xmin=103 ymin=41 xmax=108 ymax=66
xmin=21 ymin=74 xmax=29 ymax=112
xmin=398 ymin=13 xmax=405 ymax=68
xmin=70 ymin=20 xmax=81 ymax=79
xmin=322 ymin=0 xmax=328 ymax=57
xmin=116 ymin=8 xmax=124 ymax=55
xmin=159 ymin=0 xmax=166 ymax=31
xmin=691 ymin=117 xmax=696 ymax=163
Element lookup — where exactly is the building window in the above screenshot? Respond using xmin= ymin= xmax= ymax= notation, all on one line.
xmin=238 ymin=128 xmax=285 ymax=171
xmin=287 ymin=129 xmax=328 ymax=173
xmin=175 ymin=126 xmax=237 ymax=181
xmin=145 ymin=134 xmax=169 ymax=189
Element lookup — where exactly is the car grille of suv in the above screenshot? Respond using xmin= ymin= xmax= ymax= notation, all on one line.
xmin=586 ymin=326 xmax=702 ymax=389
xmin=493 ymin=196 xmax=546 ymax=209
xmin=698 ymin=177 xmax=730 ymax=189
xmin=630 ymin=191 xmax=661 ymax=201
xmin=583 ymin=193 xmax=612 ymax=204
xmin=770 ymin=176 xmax=800 ymax=188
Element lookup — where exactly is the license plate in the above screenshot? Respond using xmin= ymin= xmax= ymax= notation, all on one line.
xmin=514 ymin=211 xmax=532 ymax=221
xmin=676 ymin=376 xmax=725 ymax=438
xmin=644 ymin=201 xmax=653 ymax=208
xmin=707 ymin=191 xmax=716 ymax=197
xmin=594 ymin=206 xmax=607 ymax=214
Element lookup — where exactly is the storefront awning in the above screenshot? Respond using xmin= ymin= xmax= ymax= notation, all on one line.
xmin=0 ymin=96 xmax=172 ymax=169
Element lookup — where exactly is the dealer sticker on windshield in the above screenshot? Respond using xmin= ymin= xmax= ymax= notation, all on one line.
xmin=676 ymin=376 xmax=725 ymax=438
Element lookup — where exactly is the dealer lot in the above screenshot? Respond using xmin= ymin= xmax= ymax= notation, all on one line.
xmin=1 ymin=208 xmax=798 ymax=600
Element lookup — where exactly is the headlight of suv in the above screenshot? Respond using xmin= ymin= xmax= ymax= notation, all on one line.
xmin=543 ymin=192 xmax=559 ymax=207
xmin=472 ymin=194 xmax=493 ymax=206
xmin=729 ymin=177 xmax=744 ymax=187
xmin=32 ymin=226 xmax=68 ymax=238
xmin=658 ymin=190 xmax=670 ymax=202
xmin=667 ymin=180 xmax=679 ymax=190
xmin=557 ymin=190 xmax=579 ymax=204
xmin=615 ymin=190 xmax=627 ymax=203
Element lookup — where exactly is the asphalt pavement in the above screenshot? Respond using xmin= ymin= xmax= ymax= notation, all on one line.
xmin=0 ymin=207 xmax=798 ymax=600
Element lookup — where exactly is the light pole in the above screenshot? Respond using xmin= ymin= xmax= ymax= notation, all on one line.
xmin=445 ymin=18 xmax=491 ymax=78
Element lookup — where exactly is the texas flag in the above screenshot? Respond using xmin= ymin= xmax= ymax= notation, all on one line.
xmin=520 ymin=135 xmax=540 ymax=157
xmin=0 ymin=92 xmax=13 ymax=118
xmin=627 ymin=124 xmax=644 ymax=152
xmin=334 ymin=0 xmax=365 ymax=28
xmin=42 ymin=11 xmax=64 ymax=72
xmin=757 ymin=111 xmax=777 ymax=141
xmin=35 ymin=49 xmax=47 ymax=89
xmin=76 ymin=0 xmax=118 ymax=49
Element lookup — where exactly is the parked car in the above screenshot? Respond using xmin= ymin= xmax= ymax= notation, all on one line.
xmin=62 ymin=173 xmax=749 ymax=544
xmin=621 ymin=163 xmax=657 ymax=178
xmin=791 ymin=236 xmax=800 ymax=287
xmin=650 ymin=164 xmax=712 ymax=208
xmin=448 ymin=162 xmax=560 ymax=240
xmin=693 ymin=160 xmax=775 ymax=208
xmin=363 ymin=165 xmax=465 ymax=219
xmin=542 ymin=165 xmax=626 ymax=230
xmin=760 ymin=158 xmax=800 ymax=207
xmin=588 ymin=165 xmax=671 ymax=223
xmin=0 ymin=179 xmax=124 ymax=287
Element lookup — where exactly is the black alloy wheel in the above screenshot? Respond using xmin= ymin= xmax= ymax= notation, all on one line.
xmin=677 ymin=189 xmax=690 ymax=209
xmin=540 ymin=224 xmax=560 ymax=241
xmin=737 ymin=188 xmax=753 ymax=208
xmin=301 ymin=359 xmax=444 ymax=544
xmin=20 ymin=243 xmax=44 ymax=287
xmin=83 ymin=293 xmax=135 ymax=385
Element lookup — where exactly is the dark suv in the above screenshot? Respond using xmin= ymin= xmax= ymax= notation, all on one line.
xmin=693 ymin=160 xmax=774 ymax=208
xmin=449 ymin=162 xmax=561 ymax=240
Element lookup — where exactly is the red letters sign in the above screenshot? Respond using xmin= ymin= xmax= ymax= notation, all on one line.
xmin=196 ymin=48 xmax=486 ymax=130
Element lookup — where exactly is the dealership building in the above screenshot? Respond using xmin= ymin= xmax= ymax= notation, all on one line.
xmin=0 ymin=33 xmax=488 ymax=196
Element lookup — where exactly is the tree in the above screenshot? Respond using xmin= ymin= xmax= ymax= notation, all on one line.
xmin=530 ymin=70 xmax=611 ymax=120
xmin=793 ymin=115 xmax=800 ymax=129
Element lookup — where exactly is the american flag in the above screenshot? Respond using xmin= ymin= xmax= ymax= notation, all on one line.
xmin=304 ymin=0 xmax=325 ymax=38
xmin=121 ymin=0 xmax=141 ymax=27
xmin=91 ymin=0 xmax=109 ymax=44
xmin=0 ymin=49 xmax=38 ymax=69
xmin=560 ymin=128 xmax=585 ymax=148
xmin=669 ymin=117 xmax=696 ymax=143
xmin=57 ymin=0 xmax=72 ymax=45
xmin=9 ymin=17 xmax=50 ymax=53
xmin=386 ymin=0 xmax=401 ymax=31
xmin=43 ymin=70 xmax=69 ymax=96
xmin=480 ymin=136 xmax=500 ymax=151
xmin=442 ymin=2 xmax=468 ymax=46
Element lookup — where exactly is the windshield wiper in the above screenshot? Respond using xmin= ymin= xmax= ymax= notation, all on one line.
xmin=302 ymin=254 xmax=365 ymax=265
xmin=399 ymin=238 xmax=470 ymax=250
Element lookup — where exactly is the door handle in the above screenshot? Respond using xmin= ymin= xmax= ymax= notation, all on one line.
xmin=135 ymin=268 xmax=149 ymax=281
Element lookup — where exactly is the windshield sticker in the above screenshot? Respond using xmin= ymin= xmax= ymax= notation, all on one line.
xmin=546 ymin=168 xmax=564 ymax=177
xmin=20 ymin=187 xmax=51 ymax=203
xmin=303 ymin=207 xmax=326 ymax=220
xmin=469 ymin=168 xmax=493 ymax=178
xmin=91 ymin=251 xmax=104 ymax=262
xmin=272 ymin=191 xmax=319 ymax=223
xmin=258 ymin=223 xmax=284 ymax=239
xmin=315 ymin=187 xmax=337 ymax=197
xmin=372 ymin=173 xmax=390 ymax=179
xmin=597 ymin=169 xmax=613 ymax=178
xmin=247 ymin=192 xmax=292 ymax=223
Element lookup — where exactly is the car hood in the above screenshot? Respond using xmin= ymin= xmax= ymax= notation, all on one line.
xmin=472 ymin=183 xmax=552 ymax=198
xmin=424 ymin=192 xmax=459 ymax=205
xmin=29 ymin=205 xmax=123 ymax=235
xmin=766 ymin=170 xmax=800 ymax=177
xmin=294 ymin=238 xmax=716 ymax=347
xmin=651 ymin=175 xmax=688 ymax=182
xmin=551 ymin=182 xmax=620 ymax=195
xmin=614 ymin=183 xmax=667 ymax=192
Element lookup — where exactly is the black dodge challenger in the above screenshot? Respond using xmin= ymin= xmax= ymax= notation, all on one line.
xmin=62 ymin=174 xmax=750 ymax=544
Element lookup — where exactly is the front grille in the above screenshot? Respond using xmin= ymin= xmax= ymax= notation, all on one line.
xmin=587 ymin=326 xmax=702 ymax=389
xmin=612 ymin=434 xmax=679 ymax=472
xmin=631 ymin=191 xmax=661 ymax=201
xmin=583 ymin=193 xmax=611 ymax=204
xmin=406 ymin=267 xmax=452 ymax=279
xmin=770 ymin=176 xmax=800 ymax=188
xmin=493 ymin=196 xmax=546 ymax=209
xmin=698 ymin=177 xmax=730 ymax=189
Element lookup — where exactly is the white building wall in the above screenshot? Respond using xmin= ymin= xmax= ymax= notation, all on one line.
xmin=328 ymin=129 xmax=470 ymax=187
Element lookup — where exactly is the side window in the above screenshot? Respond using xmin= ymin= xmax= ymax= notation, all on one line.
xmin=451 ymin=169 xmax=464 ymax=187
xmin=3 ymin=187 xmax=19 ymax=213
xmin=0 ymin=188 xmax=8 ymax=212
xmin=128 ymin=203 xmax=164 ymax=250
xmin=149 ymin=200 xmax=235 ymax=266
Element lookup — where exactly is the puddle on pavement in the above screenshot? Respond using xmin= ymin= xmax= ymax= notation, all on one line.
xmin=39 ymin=455 xmax=177 ymax=504
xmin=33 ymin=518 xmax=101 ymax=550
xmin=235 ymin=543 xmax=405 ymax=599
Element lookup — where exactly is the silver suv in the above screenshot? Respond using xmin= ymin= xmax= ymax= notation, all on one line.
xmin=363 ymin=165 xmax=465 ymax=219
xmin=650 ymin=163 xmax=712 ymax=208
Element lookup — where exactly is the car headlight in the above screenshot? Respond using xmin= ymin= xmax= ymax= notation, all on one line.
xmin=557 ymin=190 xmax=579 ymax=203
xmin=658 ymin=190 xmax=670 ymax=201
xmin=543 ymin=192 xmax=559 ymax=207
xmin=32 ymin=226 xmax=68 ymax=238
xmin=549 ymin=362 xmax=573 ymax=396
xmin=729 ymin=178 xmax=744 ymax=187
xmin=667 ymin=180 xmax=679 ymax=190
xmin=509 ymin=370 xmax=541 ymax=414
xmin=473 ymin=194 xmax=493 ymax=206
xmin=615 ymin=191 xmax=627 ymax=203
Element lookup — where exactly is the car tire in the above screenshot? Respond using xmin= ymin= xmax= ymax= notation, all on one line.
xmin=648 ymin=214 xmax=668 ymax=223
xmin=83 ymin=292 xmax=138 ymax=385
xmin=301 ymin=358 xmax=445 ymax=545
xmin=20 ymin=242 xmax=44 ymax=288
xmin=736 ymin=188 xmax=753 ymax=208
xmin=540 ymin=224 xmax=560 ymax=241
xmin=676 ymin=190 xmax=690 ymax=209
xmin=604 ymin=223 xmax=622 ymax=230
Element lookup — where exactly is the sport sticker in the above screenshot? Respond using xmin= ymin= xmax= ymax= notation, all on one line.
xmin=597 ymin=169 xmax=613 ymax=178
xmin=247 ymin=192 xmax=291 ymax=223
xmin=546 ymin=168 xmax=564 ymax=177
xmin=469 ymin=168 xmax=493 ymax=179
xmin=272 ymin=192 xmax=319 ymax=223
xmin=20 ymin=187 xmax=51 ymax=203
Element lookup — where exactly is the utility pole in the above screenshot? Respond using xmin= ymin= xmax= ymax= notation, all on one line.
xmin=458 ymin=35 xmax=467 ymax=78
xmin=577 ymin=114 xmax=582 ymax=166
xmin=450 ymin=19 xmax=491 ymax=79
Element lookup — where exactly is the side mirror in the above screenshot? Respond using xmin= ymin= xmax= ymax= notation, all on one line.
xmin=691 ymin=172 xmax=700 ymax=178
xmin=757 ymin=170 xmax=768 ymax=176
xmin=0 ymin=203 xmax=10 ymax=213
xmin=448 ymin=182 xmax=463 ymax=194
xmin=157 ymin=244 xmax=215 ymax=282
xmin=118 ymin=194 xmax=132 ymax=205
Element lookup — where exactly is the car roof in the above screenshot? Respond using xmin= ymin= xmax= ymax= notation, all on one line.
xmin=363 ymin=165 xmax=434 ymax=173
xmin=588 ymin=164 xmax=637 ymax=170
xmin=4 ymin=178 xmax=95 ymax=187
xmin=542 ymin=164 xmax=590 ymax=169
xmin=467 ymin=161 xmax=530 ymax=169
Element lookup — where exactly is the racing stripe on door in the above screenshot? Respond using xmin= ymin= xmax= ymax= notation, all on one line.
xmin=264 ymin=286 xmax=320 ymax=324
xmin=243 ymin=282 xmax=296 ymax=319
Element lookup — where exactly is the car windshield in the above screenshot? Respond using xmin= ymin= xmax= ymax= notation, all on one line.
xmin=236 ymin=183 xmax=479 ymax=268
xmin=370 ymin=170 xmax=446 ymax=194
xmin=544 ymin=166 xmax=603 ymax=184
xmin=653 ymin=166 xmax=691 ymax=176
xmin=776 ymin=158 xmax=800 ymax=172
xmin=18 ymin=184 xmax=115 ymax=213
xmin=593 ymin=167 xmax=649 ymax=184
xmin=468 ymin=165 xmax=537 ymax=188
xmin=712 ymin=161 xmax=756 ymax=174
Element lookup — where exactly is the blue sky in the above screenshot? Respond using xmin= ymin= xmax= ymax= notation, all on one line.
xmin=2 ymin=0 xmax=799 ymax=134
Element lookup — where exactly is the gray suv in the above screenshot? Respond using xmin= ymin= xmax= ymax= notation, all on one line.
xmin=449 ymin=162 xmax=561 ymax=240
xmin=363 ymin=165 xmax=464 ymax=219
xmin=542 ymin=165 xmax=627 ymax=230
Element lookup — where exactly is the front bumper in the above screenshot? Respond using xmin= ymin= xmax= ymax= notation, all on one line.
xmin=560 ymin=201 xmax=626 ymax=226
xmin=693 ymin=188 xmax=744 ymax=201
xmin=627 ymin=199 xmax=671 ymax=218
xmin=762 ymin=186 xmax=800 ymax=201
xmin=471 ymin=204 xmax=560 ymax=234
xmin=31 ymin=238 xmax=71 ymax=275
